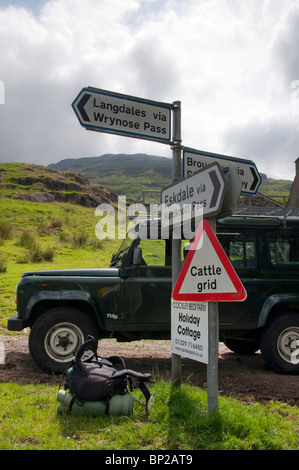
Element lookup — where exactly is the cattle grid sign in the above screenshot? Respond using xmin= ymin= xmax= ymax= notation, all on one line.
xmin=72 ymin=87 xmax=172 ymax=144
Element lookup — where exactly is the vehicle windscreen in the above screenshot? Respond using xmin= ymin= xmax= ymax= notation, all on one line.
xmin=110 ymin=235 xmax=133 ymax=268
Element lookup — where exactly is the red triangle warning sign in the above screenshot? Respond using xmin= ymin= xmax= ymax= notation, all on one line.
xmin=172 ymin=219 xmax=247 ymax=302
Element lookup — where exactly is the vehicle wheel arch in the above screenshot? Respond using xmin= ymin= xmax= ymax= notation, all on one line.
xmin=29 ymin=299 xmax=105 ymax=336
xmin=257 ymin=295 xmax=299 ymax=328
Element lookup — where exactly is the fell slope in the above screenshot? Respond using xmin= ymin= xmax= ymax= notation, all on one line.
xmin=49 ymin=153 xmax=293 ymax=200
xmin=49 ymin=153 xmax=172 ymax=199
xmin=0 ymin=162 xmax=118 ymax=207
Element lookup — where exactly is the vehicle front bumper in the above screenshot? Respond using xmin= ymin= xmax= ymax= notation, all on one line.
xmin=7 ymin=313 xmax=25 ymax=331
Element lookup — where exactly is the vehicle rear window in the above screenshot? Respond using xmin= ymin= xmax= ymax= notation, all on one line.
xmin=217 ymin=232 xmax=256 ymax=268
xmin=269 ymin=231 xmax=299 ymax=265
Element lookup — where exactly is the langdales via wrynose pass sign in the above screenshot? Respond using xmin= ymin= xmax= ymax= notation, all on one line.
xmin=72 ymin=87 xmax=173 ymax=144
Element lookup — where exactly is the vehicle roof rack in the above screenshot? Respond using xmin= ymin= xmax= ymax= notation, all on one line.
xmin=127 ymin=191 xmax=299 ymax=226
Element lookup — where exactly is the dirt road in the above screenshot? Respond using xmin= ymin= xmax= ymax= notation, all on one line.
xmin=1 ymin=333 xmax=299 ymax=406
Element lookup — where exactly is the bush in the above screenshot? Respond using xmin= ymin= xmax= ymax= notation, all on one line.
xmin=72 ymin=230 xmax=90 ymax=247
xmin=16 ymin=252 xmax=30 ymax=264
xmin=18 ymin=230 xmax=36 ymax=249
xmin=59 ymin=232 xmax=70 ymax=243
xmin=29 ymin=244 xmax=43 ymax=262
xmin=49 ymin=219 xmax=63 ymax=230
xmin=0 ymin=254 xmax=7 ymax=272
xmin=41 ymin=246 xmax=56 ymax=261
xmin=37 ymin=220 xmax=49 ymax=236
xmin=16 ymin=230 xmax=55 ymax=263
xmin=30 ymin=244 xmax=55 ymax=263
xmin=0 ymin=221 xmax=13 ymax=239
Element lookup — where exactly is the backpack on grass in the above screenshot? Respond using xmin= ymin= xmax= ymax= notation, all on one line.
xmin=60 ymin=335 xmax=151 ymax=416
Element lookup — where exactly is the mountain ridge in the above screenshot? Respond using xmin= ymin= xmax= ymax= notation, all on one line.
xmin=48 ymin=154 xmax=173 ymax=199
xmin=48 ymin=153 xmax=293 ymax=200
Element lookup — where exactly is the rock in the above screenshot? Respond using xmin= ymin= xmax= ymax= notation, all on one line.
xmin=4 ymin=163 xmax=119 ymax=208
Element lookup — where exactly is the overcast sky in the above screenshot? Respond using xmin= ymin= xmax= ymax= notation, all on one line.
xmin=1 ymin=0 xmax=299 ymax=180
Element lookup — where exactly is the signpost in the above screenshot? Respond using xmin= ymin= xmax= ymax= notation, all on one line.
xmin=172 ymin=218 xmax=247 ymax=412
xmin=72 ymin=87 xmax=172 ymax=144
xmin=170 ymin=101 xmax=182 ymax=387
xmin=183 ymin=147 xmax=261 ymax=195
xmin=72 ymin=86 xmax=252 ymax=413
xmin=161 ymin=162 xmax=226 ymax=228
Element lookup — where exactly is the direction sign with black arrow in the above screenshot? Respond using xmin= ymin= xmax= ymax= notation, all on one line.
xmin=161 ymin=162 xmax=226 ymax=228
xmin=72 ymin=87 xmax=172 ymax=144
xmin=76 ymin=93 xmax=92 ymax=122
xmin=183 ymin=148 xmax=261 ymax=195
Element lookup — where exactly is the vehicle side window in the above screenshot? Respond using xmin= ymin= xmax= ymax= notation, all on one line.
xmin=269 ymin=231 xmax=299 ymax=265
xmin=217 ymin=232 xmax=256 ymax=268
xmin=138 ymin=239 xmax=168 ymax=266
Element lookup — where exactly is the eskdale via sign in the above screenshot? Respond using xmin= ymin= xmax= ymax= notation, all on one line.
xmin=72 ymin=87 xmax=172 ymax=144
xmin=161 ymin=162 xmax=226 ymax=227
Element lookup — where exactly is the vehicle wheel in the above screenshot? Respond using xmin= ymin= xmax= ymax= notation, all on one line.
xmin=29 ymin=307 xmax=98 ymax=374
xmin=223 ymin=338 xmax=259 ymax=355
xmin=260 ymin=312 xmax=299 ymax=374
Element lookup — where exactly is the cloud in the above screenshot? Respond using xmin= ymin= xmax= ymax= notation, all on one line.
xmin=0 ymin=0 xmax=299 ymax=180
xmin=221 ymin=2 xmax=299 ymax=179
xmin=0 ymin=1 xmax=140 ymax=164
xmin=273 ymin=6 xmax=299 ymax=85
xmin=223 ymin=116 xmax=299 ymax=179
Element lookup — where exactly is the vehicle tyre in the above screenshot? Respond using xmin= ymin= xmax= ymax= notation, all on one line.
xmin=29 ymin=307 xmax=98 ymax=374
xmin=223 ymin=338 xmax=259 ymax=355
xmin=260 ymin=312 xmax=299 ymax=374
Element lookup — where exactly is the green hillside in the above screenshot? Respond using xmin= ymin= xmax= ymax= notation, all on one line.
xmin=0 ymin=162 xmax=126 ymax=328
xmin=0 ymin=184 xmax=122 ymax=331
xmin=49 ymin=154 xmax=173 ymax=200
xmin=0 ymin=161 xmax=118 ymax=207
xmin=259 ymin=178 xmax=292 ymax=197
xmin=49 ymin=154 xmax=293 ymax=201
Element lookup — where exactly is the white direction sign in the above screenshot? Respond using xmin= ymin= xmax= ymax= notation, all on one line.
xmin=171 ymin=299 xmax=209 ymax=364
xmin=72 ymin=87 xmax=172 ymax=144
xmin=161 ymin=162 xmax=226 ymax=228
xmin=183 ymin=148 xmax=261 ymax=195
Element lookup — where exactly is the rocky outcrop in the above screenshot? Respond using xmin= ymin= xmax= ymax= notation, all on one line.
xmin=2 ymin=163 xmax=118 ymax=207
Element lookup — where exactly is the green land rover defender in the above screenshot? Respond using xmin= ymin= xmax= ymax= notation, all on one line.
xmin=8 ymin=215 xmax=299 ymax=375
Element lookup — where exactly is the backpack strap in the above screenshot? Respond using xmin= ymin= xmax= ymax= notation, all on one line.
xmin=74 ymin=335 xmax=98 ymax=372
xmin=137 ymin=379 xmax=151 ymax=411
xmin=106 ymin=355 xmax=126 ymax=370
xmin=75 ymin=335 xmax=98 ymax=361
xmin=112 ymin=369 xmax=152 ymax=411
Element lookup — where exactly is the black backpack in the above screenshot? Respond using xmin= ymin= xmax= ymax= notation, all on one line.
xmin=64 ymin=336 xmax=152 ymax=412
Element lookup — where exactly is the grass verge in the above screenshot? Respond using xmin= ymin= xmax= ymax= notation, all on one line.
xmin=0 ymin=380 xmax=298 ymax=450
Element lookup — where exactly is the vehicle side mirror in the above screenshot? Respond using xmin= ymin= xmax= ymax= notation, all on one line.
xmin=132 ymin=247 xmax=142 ymax=265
